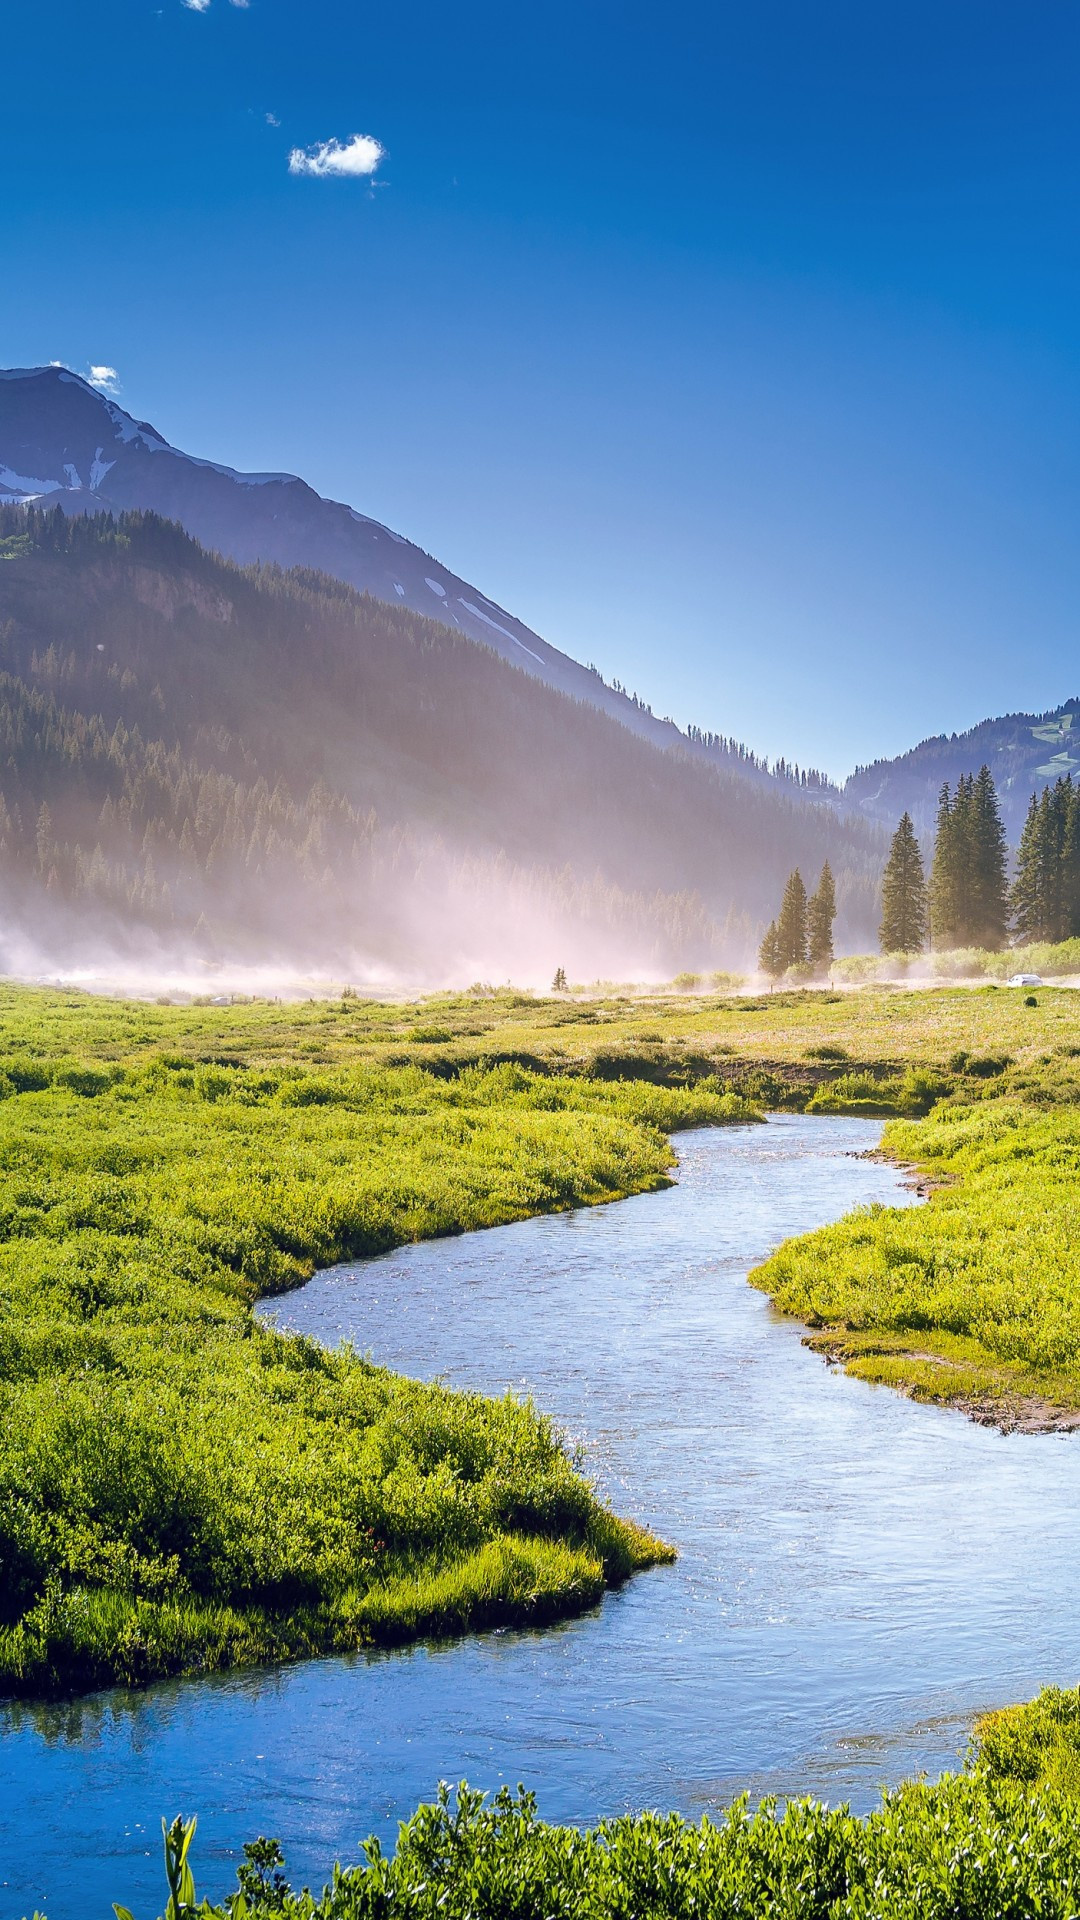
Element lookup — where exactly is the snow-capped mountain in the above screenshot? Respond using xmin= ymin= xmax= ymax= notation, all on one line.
xmin=0 ymin=364 xmax=736 ymax=764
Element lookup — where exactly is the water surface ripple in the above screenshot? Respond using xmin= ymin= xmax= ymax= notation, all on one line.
xmin=3 ymin=1115 xmax=1077 ymax=1917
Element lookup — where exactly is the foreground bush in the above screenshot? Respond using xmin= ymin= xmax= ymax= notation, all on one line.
xmin=971 ymin=1686 xmax=1080 ymax=1793
xmin=121 ymin=1774 xmax=1080 ymax=1920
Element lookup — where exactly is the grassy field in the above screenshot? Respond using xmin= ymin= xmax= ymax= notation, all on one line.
xmin=753 ymin=1082 xmax=1080 ymax=1425
xmin=2 ymin=973 xmax=1080 ymax=1696
xmin=0 ymin=984 xmax=772 ymax=1697
xmin=8 ymin=977 xmax=1080 ymax=1909
xmin=17 ymin=971 xmax=1074 ymax=1089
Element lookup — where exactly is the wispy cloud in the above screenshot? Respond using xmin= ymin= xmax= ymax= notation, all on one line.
xmin=88 ymin=366 xmax=121 ymax=396
xmin=266 ymin=111 xmax=281 ymax=127
xmin=288 ymin=133 xmax=385 ymax=179
xmin=182 ymin=0 xmax=211 ymax=11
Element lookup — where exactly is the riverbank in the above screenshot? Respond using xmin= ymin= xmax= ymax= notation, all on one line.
xmin=115 ymin=1683 xmax=1080 ymax=1917
xmin=753 ymin=1090 xmax=1080 ymax=1431
xmin=127 ymin=1748 xmax=1080 ymax=1920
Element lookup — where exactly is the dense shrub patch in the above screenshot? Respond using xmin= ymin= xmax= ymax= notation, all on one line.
xmin=132 ymin=1774 xmax=1080 ymax=1920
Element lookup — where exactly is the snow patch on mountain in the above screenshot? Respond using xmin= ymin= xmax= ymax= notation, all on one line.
xmin=458 ymin=599 xmax=544 ymax=662
xmin=89 ymin=451 xmax=115 ymax=493
xmin=0 ymin=465 xmax=61 ymax=497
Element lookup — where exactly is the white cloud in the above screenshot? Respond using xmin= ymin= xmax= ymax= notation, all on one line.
xmin=88 ymin=366 xmax=121 ymax=396
xmin=288 ymin=133 xmax=385 ymax=179
xmin=182 ymin=0 xmax=211 ymax=10
xmin=266 ymin=111 xmax=280 ymax=127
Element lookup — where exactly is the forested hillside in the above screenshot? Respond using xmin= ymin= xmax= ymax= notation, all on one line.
xmin=0 ymin=364 xmax=838 ymax=801
xmin=0 ymin=507 xmax=886 ymax=981
xmin=845 ymin=700 xmax=1080 ymax=841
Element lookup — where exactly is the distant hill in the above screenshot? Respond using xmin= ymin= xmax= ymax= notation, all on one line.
xmin=0 ymin=366 xmax=835 ymax=804
xmin=0 ymin=506 xmax=885 ymax=983
xmin=844 ymin=699 xmax=1080 ymax=842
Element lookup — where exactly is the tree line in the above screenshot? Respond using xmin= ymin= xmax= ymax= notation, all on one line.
xmin=758 ymin=863 xmax=836 ymax=978
xmin=760 ymin=762 xmax=1080 ymax=973
xmin=0 ymin=504 xmax=892 ymax=971
xmin=880 ymin=769 xmax=1010 ymax=954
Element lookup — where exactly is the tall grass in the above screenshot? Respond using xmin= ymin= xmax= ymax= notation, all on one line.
xmin=0 ymin=1002 xmax=744 ymax=1695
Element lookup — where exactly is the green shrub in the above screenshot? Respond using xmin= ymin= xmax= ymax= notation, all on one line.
xmin=126 ymin=1775 xmax=1080 ymax=1920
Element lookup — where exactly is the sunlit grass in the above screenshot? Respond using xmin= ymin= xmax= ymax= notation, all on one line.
xmin=0 ymin=991 xmax=743 ymax=1696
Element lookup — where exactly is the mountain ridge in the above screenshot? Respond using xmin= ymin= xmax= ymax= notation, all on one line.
xmin=0 ymin=365 xmax=837 ymax=802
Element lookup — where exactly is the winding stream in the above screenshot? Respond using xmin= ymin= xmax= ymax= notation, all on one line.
xmin=3 ymin=1115 xmax=1080 ymax=1918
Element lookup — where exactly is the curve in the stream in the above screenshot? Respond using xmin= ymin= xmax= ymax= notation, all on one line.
xmin=3 ymin=1115 xmax=1079 ymax=1920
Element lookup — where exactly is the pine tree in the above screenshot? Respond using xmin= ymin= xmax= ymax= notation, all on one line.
xmin=969 ymin=765 xmax=1009 ymax=949
xmin=929 ymin=783 xmax=960 ymax=949
xmin=1011 ymin=791 xmax=1044 ymax=941
xmin=807 ymin=862 xmax=836 ymax=973
xmin=879 ymin=812 xmax=927 ymax=954
xmin=1011 ymin=776 xmax=1080 ymax=943
xmin=775 ymin=868 xmax=808 ymax=970
xmin=1062 ymin=781 xmax=1080 ymax=938
xmin=929 ymin=770 xmax=1007 ymax=950
xmin=758 ymin=919 xmax=783 ymax=980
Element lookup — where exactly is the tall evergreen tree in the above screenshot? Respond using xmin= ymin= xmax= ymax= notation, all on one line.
xmin=775 ymin=868 xmax=809 ymax=970
xmin=758 ymin=918 xmax=782 ymax=980
xmin=969 ymin=764 xmax=1009 ymax=949
xmin=1062 ymin=781 xmax=1080 ymax=938
xmin=807 ymin=861 xmax=836 ymax=973
xmin=1011 ymin=776 xmax=1080 ymax=943
xmin=879 ymin=812 xmax=927 ymax=954
xmin=929 ymin=782 xmax=960 ymax=948
xmin=1011 ymin=791 xmax=1045 ymax=942
xmin=929 ymin=768 xmax=1008 ymax=949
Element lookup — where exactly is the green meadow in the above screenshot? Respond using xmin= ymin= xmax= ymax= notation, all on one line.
xmin=4 ymin=978 xmax=1080 ymax=1909
xmin=0 ymin=976 xmax=1078 ymax=1682
xmin=0 ymin=983 xmax=769 ymax=1697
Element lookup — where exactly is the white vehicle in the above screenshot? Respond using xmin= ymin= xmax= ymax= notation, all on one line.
xmin=1008 ymin=973 xmax=1042 ymax=987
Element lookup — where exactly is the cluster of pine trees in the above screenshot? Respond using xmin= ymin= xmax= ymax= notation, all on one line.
xmin=1011 ymin=776 xmax=1080 ymax=942
xmin=758 ymin=864 xmax=836 ymax=978
xmin=876 ymin=766 xmax=1027 ymax=956
xmin=763 ymin=762 xmax=1070 ymax=972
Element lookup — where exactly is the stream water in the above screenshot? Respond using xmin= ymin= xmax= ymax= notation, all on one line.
xmin=3 ymin=1114 xmax=1079 ymax=1918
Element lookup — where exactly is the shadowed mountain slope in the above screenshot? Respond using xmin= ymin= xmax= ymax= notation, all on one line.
xmin=0 ymin=366 xmax=835 ymax=801
xmin=0 ymin=506 xmax=885 ymax=981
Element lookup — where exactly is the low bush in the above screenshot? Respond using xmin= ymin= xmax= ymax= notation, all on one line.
xmin=125 ymin=1773 xmax=1080 ymax=1920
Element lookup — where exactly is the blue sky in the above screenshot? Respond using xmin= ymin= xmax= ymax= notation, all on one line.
xmin=5 ymin=1 xmax=1080 ymax=777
